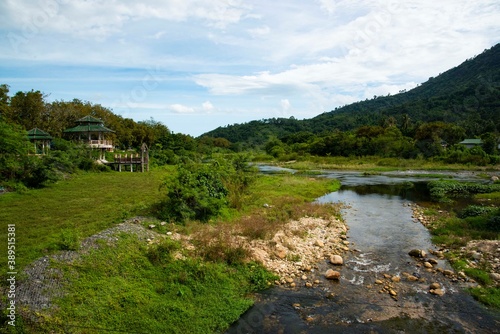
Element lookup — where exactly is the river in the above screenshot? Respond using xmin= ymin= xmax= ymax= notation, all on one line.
xmin=227 ymin=169 xmax=500 ymax=333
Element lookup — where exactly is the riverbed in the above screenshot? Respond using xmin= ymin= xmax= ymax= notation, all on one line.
xmin=227 ymin=169 xmax=500 ymax=333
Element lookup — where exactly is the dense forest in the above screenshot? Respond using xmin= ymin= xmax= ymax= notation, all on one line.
xmin=203 ymin=44 xmax=500 ymax=147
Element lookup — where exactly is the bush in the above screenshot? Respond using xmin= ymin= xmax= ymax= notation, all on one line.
xmin=487 ymin=215 xmax=500 ymax=232
xmin=56 ymin=229 xmax=80 ymax=251
xmin=159 ymin=162 xmax=229 ymax=223
xmin=428 ymin=180 xmax=500 ymax=202
xmin=147 ymin=239 xmax=180 ymax=265
xmin=458 ymin=205 xmax=495 ymax=218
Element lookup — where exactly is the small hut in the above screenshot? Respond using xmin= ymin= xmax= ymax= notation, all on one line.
xmin=27 ymin=128 xmax=52 ymax=155
xmin=64 ymin=115 xmax=114 ymax=160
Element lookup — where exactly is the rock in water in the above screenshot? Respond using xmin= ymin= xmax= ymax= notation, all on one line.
xmin=430 ymin=288 xmax=445 ymax=296
xmin=430 ymin=282 xmax=441 ymax=290
xmin=325 ymin=269 xmax=341 ymax=280
xmin=330 ymin=254 xmax=343 ymax=265
xmin=408 ymin=249 xmax=426 ymax=258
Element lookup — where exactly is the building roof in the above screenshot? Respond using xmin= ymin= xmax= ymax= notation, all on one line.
xmin=64 ymin=124 xmax=114 ymax=133
xmin=27 ymin=128 xmax=52 ymax=140
xmin=76 ymin=115 xmax=105 ymax=124
xmin=64 ymin=115 xmax=114 ymax=133
xmin=459 ymin=139 xmax=483 ymax=145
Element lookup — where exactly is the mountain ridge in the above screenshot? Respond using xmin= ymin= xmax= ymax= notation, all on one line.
xmin=201 ymin=43 xmax=500 ymax=145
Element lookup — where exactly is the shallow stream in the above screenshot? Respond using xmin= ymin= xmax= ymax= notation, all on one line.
xmin=227 ymin=169 xmax=500 ymax=333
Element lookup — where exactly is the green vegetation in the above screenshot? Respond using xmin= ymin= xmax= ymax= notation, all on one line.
xmin=428 ymin=180 xmax=500 ymax=202
xmin=158 ymin=157 xmax=257 ymax=223
xmin=33 ymin=235 xmax=276 ymax=334
xmin=424 ymin=180 xmax=500 ymax=308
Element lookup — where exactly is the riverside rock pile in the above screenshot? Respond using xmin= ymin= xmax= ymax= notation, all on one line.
xmin=410 ymin=203 xmax=500 ymax=286
xmin=245 ymin=216 xmax=349 ymax=286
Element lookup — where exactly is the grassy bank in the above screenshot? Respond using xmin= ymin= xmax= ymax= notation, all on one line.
xmin=420 ymin=181 xmax=500 ymax=308
xmin=1 ymin=168 xmax=339 ymax=333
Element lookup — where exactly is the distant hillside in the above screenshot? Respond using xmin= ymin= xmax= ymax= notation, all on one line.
xmin=202 ymin=43 xmax=500 ymax=145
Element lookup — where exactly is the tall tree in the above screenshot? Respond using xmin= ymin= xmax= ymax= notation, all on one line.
xmin=7 ymin=90 xmax=46 ymax=129
xmin=0 ymin=84 xmax=11 ymax=119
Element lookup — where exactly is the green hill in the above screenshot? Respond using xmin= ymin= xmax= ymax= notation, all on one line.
xmin=202 ymin=43 xmax=500 ymax=145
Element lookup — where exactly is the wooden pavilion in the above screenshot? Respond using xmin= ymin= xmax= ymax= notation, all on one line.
xmin=64 ymin=115 xmax=114 ymax=160
xmin=27 ymin=128 xmax=52 ymax=155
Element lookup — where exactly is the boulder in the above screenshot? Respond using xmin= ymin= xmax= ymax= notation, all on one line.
xmin=407 ymin=275 xmax=419 ymax=282
xmin=430 ymin=282 xmax=441 ymax=290
xmin=325 ymin=269 xmax=341 ymax=280
xmin=330 ymin=254 xmax=344 ymax=265
xmin=489 ymin=273 xmax=500 ymax=281
xmin=315 ymin=239 xmax=325 ymax=247
xmin=443 ymin=270 xmax=454 ymax=277
xmin=430 ymin=288 xmax=445 ymax=296
xmin=409 ymin=249 xmax=426 ymax=258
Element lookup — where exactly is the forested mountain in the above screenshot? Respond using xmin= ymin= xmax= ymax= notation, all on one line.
xmin=202 ymin=43 xmax=500 ymax=145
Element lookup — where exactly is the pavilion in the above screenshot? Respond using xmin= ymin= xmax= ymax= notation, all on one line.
xmin=27 ymin=128 xmax=52 ymax=155
xmin=64 ymin=115 xmax=114 ymax=160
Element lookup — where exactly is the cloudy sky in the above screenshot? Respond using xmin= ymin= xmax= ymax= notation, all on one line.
xmin=0 ymin=0 xmax=498 ymax=136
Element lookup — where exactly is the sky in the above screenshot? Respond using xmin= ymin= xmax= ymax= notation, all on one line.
xmin=0 ymin=0 xmax=499 ymax=136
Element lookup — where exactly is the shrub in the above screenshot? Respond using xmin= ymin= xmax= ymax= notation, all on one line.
xmin=159 ymin=162 xmax=229 ymax=223
xmin=458 ymin=205 xmax=495 ymax=218
xmin=56 ymin=229 xmax=80 ymax=251
xmin=147 ymin=239 xmax=180 ymax=265
xmin=487 ymin=215 xmax=500 ymax=232
xmin=428 ymin=180 xmax=500 ymax=202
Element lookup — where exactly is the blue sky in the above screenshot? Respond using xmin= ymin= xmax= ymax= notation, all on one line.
xmin=1 ymin=0 xmax=499 ymax=136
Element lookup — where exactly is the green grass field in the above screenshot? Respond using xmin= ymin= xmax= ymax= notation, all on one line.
xmin=0 ymin=168 xmax=169 ymax=272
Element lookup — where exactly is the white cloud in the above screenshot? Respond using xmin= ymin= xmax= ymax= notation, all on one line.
xmin=202 ymin=101 xmax=214 ymax=111
xmin=280 ymin=99 xmax=291 ymax=111
xmin=247 ymin=25 xmax=270 ymax=38
xmin=169 ymin=103 xmax=195 ymax=114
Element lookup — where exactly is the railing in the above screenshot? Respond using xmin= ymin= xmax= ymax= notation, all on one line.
xmin=88 ymin=140 xmax=113 ymax=148
xmin=114 ymin=153 xmax=144 ymax=163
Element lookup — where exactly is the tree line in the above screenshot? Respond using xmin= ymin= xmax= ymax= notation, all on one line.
xmin=265 ymin=121 xmax=499 ymax=165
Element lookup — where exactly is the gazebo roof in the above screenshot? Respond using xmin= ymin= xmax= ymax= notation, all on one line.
xmin=64 ymin=124 xmax=114 ymax=133
xmin=76 ymin=115 xmax=105 ymax=124
xmin=64 ymin=115 xmax=115 ymax=133
xmin=27 ymin=128 xmax=52 ymax=140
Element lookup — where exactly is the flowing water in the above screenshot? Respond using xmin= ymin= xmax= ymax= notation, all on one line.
xmin=227 ymin=169 xmax=500 ymax=333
